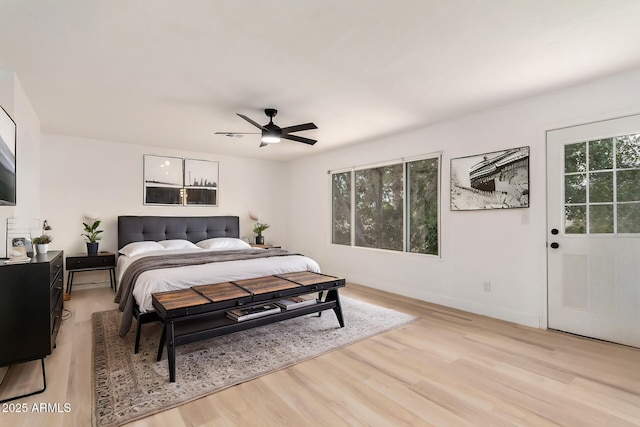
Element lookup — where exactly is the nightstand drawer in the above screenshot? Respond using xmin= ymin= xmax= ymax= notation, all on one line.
xmin=66 ymin=253 xmax=116 ymax=270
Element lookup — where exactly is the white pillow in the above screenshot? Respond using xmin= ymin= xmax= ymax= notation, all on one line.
xmin=119 ymin=241 xmax=165 ymax=257
xmin=196 ymin=237 xmax=251 ymax=251
xmin=158 ymin=239 xmax=199 ymax=250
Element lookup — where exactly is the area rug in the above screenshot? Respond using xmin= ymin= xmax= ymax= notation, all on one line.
xmin=92 ymin=296 xmax=417 ymax=427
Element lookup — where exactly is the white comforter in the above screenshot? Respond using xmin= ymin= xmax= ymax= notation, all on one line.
xmin=117 ymin=249 xmax=321 ymax=312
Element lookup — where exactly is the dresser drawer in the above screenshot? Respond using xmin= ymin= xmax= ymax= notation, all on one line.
xmin=50 ymin=290 xmax=63 ymax=349
xmin=50 ymin=272 xmax=63 ymax=311
xmin=49 ymin=253 xmax=63 ymax=285
xmin=67 ymin=253 xmax=116 ymax=270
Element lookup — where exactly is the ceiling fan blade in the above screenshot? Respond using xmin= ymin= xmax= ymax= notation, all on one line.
xmin=214 ymin=132 xmax=260 ymax=135
xmin=237 ymin=113 xmax=266 ymax=130
xmin=282 ymin=134 xmax=317 ymax=145
xmin=280 ymin=122 xmax=317 ymax=134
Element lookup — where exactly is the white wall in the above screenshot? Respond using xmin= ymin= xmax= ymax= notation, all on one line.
xmin=40 ymin=134 xmax=289 ymax=285
xmin=287 ymin=68 xmax=640 ymax=328
xmin=0 ymin=70 xmax=41 ymax=257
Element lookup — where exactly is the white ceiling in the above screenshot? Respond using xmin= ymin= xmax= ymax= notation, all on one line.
xmin=2 ymin=1 xmax=640 ymax=162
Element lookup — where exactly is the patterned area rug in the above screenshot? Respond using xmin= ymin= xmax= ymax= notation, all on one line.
xmin=92 ymin=296 xmax=417 ymax=427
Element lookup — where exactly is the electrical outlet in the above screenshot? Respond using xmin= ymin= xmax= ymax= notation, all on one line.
xmin=483 ymin=281 xmax=491 ymax=292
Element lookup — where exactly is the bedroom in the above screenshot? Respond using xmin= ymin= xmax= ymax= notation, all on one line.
xmin=1 ymin=1 xmax=640 ymax=425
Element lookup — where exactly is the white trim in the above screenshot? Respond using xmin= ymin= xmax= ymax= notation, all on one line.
xmin=327 ymin=151 xmax=443 ymax=175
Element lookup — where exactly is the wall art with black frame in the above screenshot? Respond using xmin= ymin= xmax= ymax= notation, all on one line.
xmin=450 ymin=146 xmax=529 ymax=210
xmin=0 ymin=105 xmax=17 ymax=206
xmin=143 ymin=155 xmax=218 ymax=206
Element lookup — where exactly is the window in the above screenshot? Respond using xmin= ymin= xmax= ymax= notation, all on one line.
xmin=407 ymin=157 xmax=439 ymax=254
xmin=355 ymin=164 xmax=404 ymax=251
xmin=331 ymin=172 xmax=351 ymax=245
xmin=564 ymin=133 xmax=640 ymax=234
xmin=331 ymin=155 xmax=440 ymax=255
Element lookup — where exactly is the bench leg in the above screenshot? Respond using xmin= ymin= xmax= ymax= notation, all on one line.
xmin=326 ymin=289 xmax=345 ymax=327
xmin=157 ymin=324 xmax=166 ymax=361
xmin=166 ymin=321 xmax=176 ymax=382
xmin=317 ymin=291 xmax=324 ymax=317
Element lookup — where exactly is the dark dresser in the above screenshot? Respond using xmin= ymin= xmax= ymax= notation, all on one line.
xmin=0 ymin=250 xmax=63 ymax=401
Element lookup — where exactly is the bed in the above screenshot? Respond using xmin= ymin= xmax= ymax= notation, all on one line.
xmin=114 ymin=215 xmax=321 ymax=348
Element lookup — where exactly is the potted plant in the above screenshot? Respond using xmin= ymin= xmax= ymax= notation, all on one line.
xmin=82 ymin=220 xmax=103 ymax=256
xmin=32 ymin=234 xmax=53 ymax=254
xmin=252 ymin=222 xmax=270 ymax=245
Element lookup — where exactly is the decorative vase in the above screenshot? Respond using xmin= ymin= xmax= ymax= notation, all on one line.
xmin=87 ymin=242 xmax=99 ymax=256
xmin=36 ymin=243 xmax=49 ymax=254
xmin=255 ymin=235 xmax=264 ymax=245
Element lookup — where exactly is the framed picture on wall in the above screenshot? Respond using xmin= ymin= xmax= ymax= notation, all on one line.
xmin=143 ymin=155 xmax=184 ymax=205
xmin=450 ymin=146 xmax=530 ymax=210
xmin=184 ymin=158 xmax=218 ymax=206
xmin=0 ymin=105 xmax=17 ymax=206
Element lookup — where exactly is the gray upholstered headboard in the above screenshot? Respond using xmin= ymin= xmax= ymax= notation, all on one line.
xmin=117 ymin=216 xmax=240 ymax=249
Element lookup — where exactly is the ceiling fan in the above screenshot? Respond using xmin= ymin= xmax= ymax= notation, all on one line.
xmin=216 ymin=108 xmax=318 ymax=147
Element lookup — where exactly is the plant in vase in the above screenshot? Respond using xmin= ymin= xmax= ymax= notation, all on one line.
xmin=252 ymin=222 xmax=270 ymax=245
xmin=32 ymin=234 xmax=52 ymax=254
xmin=82 ymin=220 xmax=103 ymax=256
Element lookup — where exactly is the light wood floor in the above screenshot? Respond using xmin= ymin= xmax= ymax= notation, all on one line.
xmin=1 ymin=284 xmax=639 ymax=426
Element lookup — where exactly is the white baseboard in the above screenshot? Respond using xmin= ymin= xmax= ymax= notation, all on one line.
xmin=344 ymin=276 xmax=541 ymax=329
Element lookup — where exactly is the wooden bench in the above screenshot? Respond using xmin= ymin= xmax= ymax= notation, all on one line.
xmin=152 ymin=271 xmax=345 ymax=382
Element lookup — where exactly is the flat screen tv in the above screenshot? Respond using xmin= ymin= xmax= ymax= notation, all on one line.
xmin=0 ymin=105 xmax=16 ymax=206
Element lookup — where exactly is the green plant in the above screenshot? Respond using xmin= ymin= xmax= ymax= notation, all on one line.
xmin=252 ymin=222 xmax=270 ymax=236
xmin=82 ymin=220 xmax=103 ymax=243
xmin=33 ymin=235 xmax=53 ymax=244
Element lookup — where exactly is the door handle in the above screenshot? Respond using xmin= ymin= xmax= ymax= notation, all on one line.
xmin=551 ymin=228 xmax=559 ymax=235
xmin=550 ymin=242 xmax=560 ymax=249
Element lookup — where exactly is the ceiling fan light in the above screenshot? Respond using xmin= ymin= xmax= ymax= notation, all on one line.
xmin=261 ymin=133 xmax=281 ymax=143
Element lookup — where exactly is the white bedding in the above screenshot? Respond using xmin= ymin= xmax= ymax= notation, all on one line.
xmin=117 ymin=248 xmax=321 ymax=312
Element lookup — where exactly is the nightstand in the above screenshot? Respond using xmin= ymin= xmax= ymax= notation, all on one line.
xmin=66 ymin=251 xmax=116 ymax=294
xmin=250 ymin=244 xmax=282 ymax=249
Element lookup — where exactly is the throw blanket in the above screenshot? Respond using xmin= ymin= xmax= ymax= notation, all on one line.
xmin=115 ymin=249 xmax=300 ymax=336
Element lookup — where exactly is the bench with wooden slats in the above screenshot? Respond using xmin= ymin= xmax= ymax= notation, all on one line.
xmin=152 ymin=271 xmax=345 ymax=382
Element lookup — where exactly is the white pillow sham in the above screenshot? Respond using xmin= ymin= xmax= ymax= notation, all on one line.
xmin=119 ymin=241 xmax=165 ymax=257
xmin=158 ymin=239 xmax=199 ymax=250
xmin=196 ymin=237 xmax=251 ymax=251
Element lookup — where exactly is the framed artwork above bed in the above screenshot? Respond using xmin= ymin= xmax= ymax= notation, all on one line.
xmin=184 ymin=158 xmax=218 ymax=205
xmin=143 ymin=155 xmax=219 ymax=206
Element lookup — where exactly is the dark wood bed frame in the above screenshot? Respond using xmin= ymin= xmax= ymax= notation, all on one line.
xmin=117 ymin=215 xmax=241 ymax=353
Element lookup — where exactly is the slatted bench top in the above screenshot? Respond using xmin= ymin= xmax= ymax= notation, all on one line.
xmin=152 ymin=271 xmax=344 ymax=319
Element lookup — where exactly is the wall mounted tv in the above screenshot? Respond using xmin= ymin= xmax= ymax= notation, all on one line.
xmin=0 ymin=105 xmax=16 ymax=206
